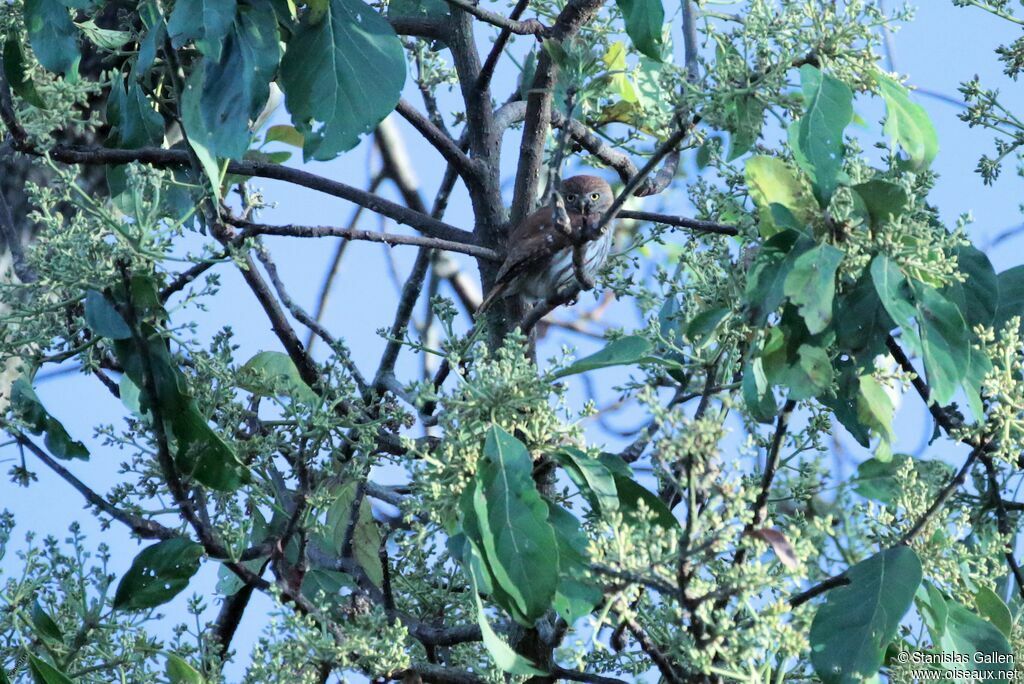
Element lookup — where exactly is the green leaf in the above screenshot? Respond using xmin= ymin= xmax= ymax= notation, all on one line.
xmin=685 ymin=306 xmax=731 ymax=348
xmin=794 ymin=65 xmax=853 ymax=203
xmin=851 ymin=180 xmax=908 ymax=227
xmin=916 ymin=580 xmax=950 ymax=645
xmin=943 ymin=244 xmax=998 ymax=331
xmin=975 ymin=586 xmax=1013 ymax=639
xmin=940 ymin=599 xmax=1014 ymax=678
xmin=614 ymin=0 xmax=664 ymax=61
xmin=388 ymin=0 xmax=450 ymax=19
xmin=31 ymin=600 xmax=63 ymax=642
xmin=84 ymin=290 xmax=132 ymax=339
xmin=877 ymin=74 xmax=938 ymax=169
xmin=166 ymin=654 xmax=205 ymax=684
xmin=238 ymin=351 xmax=318 ymax=403
xmin=854 ymin=455 xmax=909 ymax=503
xmin=263 ymin=124 xmax=305 ymax=148
xmin=113 ymin=538 xmax=204 ymax=611
xmin=726 ymin=93 xmax=764 ymax=161
xmin=474 ymin=426 xmax=559 ymax=623
xmin=554 ymin=446 xmax=619 ymax=515
xmin=106 ymin=76 xmax=165 ymax=150
xmin=74 ymin=20 xmax=132 ymax=50
xmin=744 ymin=230 xmax=811 ymax=325
xmin=280 ymin=0 xmax=406 ymax=161
xmin=809 ymin=546 xmax=922 ymax=683
xmin=783 ymin=243 xmax=844 ymax=335
xmin=27 ymin=656 xmax=73 ymax=684
xmin=167 ymin=0 xmax=237 ymax=60
xmin=782 ymin=344 xmax=833 ymax=401
xmin=323 ymin=482 xmax=383 ymax=587
xmin=835 ymin=272 xmax=894 ymax=364
xmin=3 ymin=37 xmax=46 ymax=108
xmin=994 ymin=265 xmax=1024 ymax=333
xmin=552 ymin=335 xmax=653 ymax=378
xmin=614 ymin=475 xmax=679 ymax=529
xmin=547 ymin=503 xmax=602 ymax=623
xmin=11 ymin=378 xmax=89 ymax=460
xmin=114 ymin=322 xmax=248 ymax=492
xmin=742 ymin=357 xmax=777 ymax=423
xmin=181 ymin=1 xmax=280 ymax=159
xmin=912 ymin=281 xmax=970 ymax=405
xmin=467 ymin=566 xmax=547 ymax=675
xmin=856 ymin=375 xmax=895 ymax=460
xmin=24 ymin=0 xmax=80 ymax=79
xmin=870 ymin=255 xmax=918 ymax=339
xmin=745 ymin=156 xmax=817 ymax=237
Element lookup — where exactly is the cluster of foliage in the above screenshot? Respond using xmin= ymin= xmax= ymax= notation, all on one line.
xmin=3 ymin=0 xmax=1024 ymax=682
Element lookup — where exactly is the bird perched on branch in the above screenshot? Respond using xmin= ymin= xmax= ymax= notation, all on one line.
xmin=477 ymin=175 xmax=615 ymax=314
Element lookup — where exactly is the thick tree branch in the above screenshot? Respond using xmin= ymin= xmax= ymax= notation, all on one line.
xmin=395 ymin=99 xmax=481 ymax=184
xmin=443 ymin=0 xmax=549 ymax=36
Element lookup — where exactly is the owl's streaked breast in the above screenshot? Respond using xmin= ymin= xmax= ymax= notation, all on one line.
xmin=508 ymin=230 xmax=613 ymax=302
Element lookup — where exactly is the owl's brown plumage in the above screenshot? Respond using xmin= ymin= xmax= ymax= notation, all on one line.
xmin=478 ymin=175 xmax=615 ymax=314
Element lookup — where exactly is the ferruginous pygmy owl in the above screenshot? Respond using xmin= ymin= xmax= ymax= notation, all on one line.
xmin=477 ymin=174 xmax=615 ymax=313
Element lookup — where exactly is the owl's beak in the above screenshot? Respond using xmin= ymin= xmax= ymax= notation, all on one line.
xmin=580 ymin=198 xmax=592 ymax=214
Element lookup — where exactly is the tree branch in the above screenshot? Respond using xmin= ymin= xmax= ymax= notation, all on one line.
xmin=443 ymin=0 xmax=549 ymax=36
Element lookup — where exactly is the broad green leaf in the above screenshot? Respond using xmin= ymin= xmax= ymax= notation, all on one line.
xmin=474 ymin=426 xmax=559 ymax=622
xmin=794 ymin=65 xmax=853 ymax=202
xmin=3 ymin=37 xmax=46 ymax=108
xmin=870 ymin=255 xmax=917 ymax=334
xmin=976 ymin=587 xmax=1013 ymax=639
xmin=917 ymin=580 xmax=950 ymax=645
xmin=388 ymin=0 xmax=450 ymax=19
xmin=168 ymin=0 xmax=237 ymax=60
xmin=108 ymin=77 xmax=164 ymax=151
xmin=994 ymin=265 xmax=1024 ymax=333
xmin=280 ymin=0 xmax=406 ymax=160
xmin=809 ymin=546 xmax=922 ymax=683
xmin=745 ymin=156 xmax=816 ymax=237
xmin=614 ymin=0 xmax=664 ymax=61
xmin=834 ymin=272 xmax=894 ymax=365
xmin=24 ymin=0 xmax=80 ymax=79
xmin=782 ymin=344 xmax=833 ymax=401
xmin=181 ymin=1 xmax=280 ymax=159
xmin=264 ymin=124 xmax=305 ymax=148
xmin=552 ymin=335 xmax=652 ymax=378
xmin=940 ymin=599 xmax=1013 ymax=678
xmin=74 ymin=20 xmax=132 ymax=50
xmin=186 ymin=136 xmax=223 ymax=200
xmin=742 ymin=357 xmax=777 ymax=423
xmin=613 ymin=475 xmax=679 ymax=529
xmin=11 ymin=378 xmax=89 ymax=460
xmin=237 ymin=351 xmax=317 ymax=403
xmin=31 ymin=600 xmax=62 ymax=641
xmin=856 ymin=375 xmax=895 ymax=461
xmin=166 ymin=654 xmax=205 ymax=684
xmin=854 ymin=455 xmax=909 ymax=503
xmin=726 ymin=93 xmax=764 ymax=161
xmin=685 ymin=306 xmax=731 ymax=347
xmin=323 ymin=481 xmax=383 ymax=587
xmin=877 ymin=74 xmax=938 ymax=169
xmin=912 ymin=282 xmax=970 ymax=405
xmin=554 ymin=446 xmax=619 ymax=514
xmin=114 ymin=538 xmax=204 ymax=611
xmin=744 ymin=230 xmax=810 ymax=324
xmin=962 ymin=344 xmax=991 ymax=421
xmin=84 ymin=290 xmax=132 ymax=339
xmin=458 ymin=482 xmax=531 ymax=625
xmin=547 ymin=503 xmax=602 ymax=623
xmin=852 ymin=180 xmax=908 ymax=228
xmin=467 ymin=568 xmax=546 ymax=675
xmin=783 ymin=243 xmax=844 ymax=334
xmin=943 ymin=244 xmax=997 ymax=330
xmin=27 ymin=656 xmax=73 ymax=684
xmin=114 ymin=321 xmax=248 ymax=491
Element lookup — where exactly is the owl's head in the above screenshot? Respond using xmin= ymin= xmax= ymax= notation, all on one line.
xmin=561 ymin=175 xmax=613 ymax=216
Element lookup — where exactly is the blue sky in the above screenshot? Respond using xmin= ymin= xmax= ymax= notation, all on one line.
xmin=3 ymin=1 xmax=1024 ymax=677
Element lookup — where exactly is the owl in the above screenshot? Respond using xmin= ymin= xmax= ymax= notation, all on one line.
xmin=477 ymin=175 xmax=614 ymax=314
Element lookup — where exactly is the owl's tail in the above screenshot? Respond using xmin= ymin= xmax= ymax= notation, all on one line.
xmin=475 ymin=282 xmax=508 ymax=316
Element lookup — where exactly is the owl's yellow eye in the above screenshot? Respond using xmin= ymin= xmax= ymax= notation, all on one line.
xmin=590 ymin=193 xmax=600 ymax=201
xmin=565 ymin=194 xmax=577 ymax=202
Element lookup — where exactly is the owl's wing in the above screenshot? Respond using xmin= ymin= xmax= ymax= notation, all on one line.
xmin=492 ymin=207 xmax=577 ymax=286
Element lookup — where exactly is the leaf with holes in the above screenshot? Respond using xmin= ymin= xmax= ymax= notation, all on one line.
xmin=113 ymin=538 xmax=204 ymax=611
